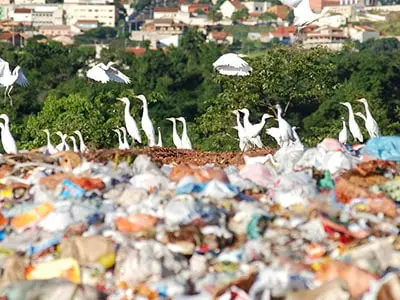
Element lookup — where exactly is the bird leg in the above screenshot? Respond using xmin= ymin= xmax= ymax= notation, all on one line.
xmin=7 ymin=86 xmax=13 ymax=107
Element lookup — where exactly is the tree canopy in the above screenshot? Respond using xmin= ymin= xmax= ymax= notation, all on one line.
xmin=0 ymin=29 xmax=399 ymax=152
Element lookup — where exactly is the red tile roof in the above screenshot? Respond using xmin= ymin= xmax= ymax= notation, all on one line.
xmin=268 ymin=5 xmax=289 ymax=20
xmin=273 ymin=25 xmax=296 ymax=37
xmin=154 ymin=7 xmax=179 ymax=12
xmin=212 ymin=31 xmax=228 ymax=40
xmin=231 ymin=0 xmax=245 ymax=9
xmin=14 ymin=8 xmax=33 ymax=13
xmin=125 ymin=47 xmax=147 ymax=56
xmin=0 ymin=32 xmax=20 ymax=40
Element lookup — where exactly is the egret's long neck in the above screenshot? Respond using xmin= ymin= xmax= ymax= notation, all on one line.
xmin=116 ymin=131 xmax=122 ymax=146
xmin=172 ymin=120 xmax=179 ymax=137
xmin=342 ymin=120 xmax=346 ymax=129
xmin=124 ymin=102 xmax=131 ymax=117
xmin=235 ymin=114 xmax=243 ymax=130
xmin=347 ymin=106 xmax=355 ymax=121
xmin=121 ymin=130 xmax=128 ymax=145
xmin=277 ymin=108 xmax=282 ymax=120
xmin=243 ymin=112 xmax=251 ymax=127
xmin=72 ymin=138 xmax=78 ymax=152
xmin=157 ymin=129 xmax=162 ymax=145
xmin=181 ymin=120 xmax=187 ymax=135
xmin=45 ymin=132 xmax=51 ymax=147
xmin=364 ymin=102 xmax=373 ymax=119
xmin=142 ymin=99 xmax=148 ymax=117
xmin=77 ymin=132 xmax=85 ymax=147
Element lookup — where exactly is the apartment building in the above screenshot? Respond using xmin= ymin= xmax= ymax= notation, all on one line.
xmin=32 ymin=5 xmax=64 ymax=26
xmin=64 ymin=3 xmax=116 ymax=27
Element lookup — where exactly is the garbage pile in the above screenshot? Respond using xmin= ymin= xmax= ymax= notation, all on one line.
xmin=0 ymin=137 xmax=399 ymax=299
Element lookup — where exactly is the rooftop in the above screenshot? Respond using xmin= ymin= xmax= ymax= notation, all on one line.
xmin=154 ymin=7 xmax=179 ymax=12
xmin=231 ymin=0 xmax=245 ymax=9
xmin=125 ymin=47 xmax=147 ymax=56
xmin=211 ymin=31 xmax=229 ymax=40
xmin=14 ymin=8 xmax=33 ymax=14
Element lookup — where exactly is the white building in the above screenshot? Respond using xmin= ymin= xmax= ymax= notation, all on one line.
xmin=12 ymin=8 xmax=33 ymax=24
xmin=14 ymin=0 xmax=45 ymax=4
xmin=242 ymin=2 xmax=271 ymax=14
xmin=32 ymin=5 xmax=64 ymax=26
xmin=153 ymin=7 xmax=179 ymax=19
xmin=316 ymin=14 xmax=347 ymax=28
xmin=219 ymin=0 xmax=245 ymax=19
xmin=63 ymin=3 xmax=116 ymax=27
xmin=346 ymin=24 xmax=379 ymax=43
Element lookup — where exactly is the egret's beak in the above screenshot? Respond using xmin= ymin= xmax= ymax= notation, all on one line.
xmin=116 ymin=98 xmax=123 ymax=101
xmin=340 ymin=102 xmax=345 ymax=105
xmin=274 ymin=118 xmax=278 ymax=121
xmin=355 ymin=99 xmax=361 ymax=102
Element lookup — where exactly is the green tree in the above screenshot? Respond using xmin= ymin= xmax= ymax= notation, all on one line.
xmin=209 ymin=9 xmax=223 ymax=22
xmin=259 ymin=11 xmax=277 ymax=21
xmin=232 ymin=8 xmax=249 ymax=22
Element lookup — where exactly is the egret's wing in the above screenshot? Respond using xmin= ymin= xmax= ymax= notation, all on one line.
xmin=16 ymin=69 xmax=29 ymax=87
xmin=280 ymin=0 xmax=302 ymax=8
xmin=86 ymin=65 xmax=110 ymax=83
xmin=215 ymin=66 xmax=252 ymax=76
xmin=293 ymin=0 xmax=315 ymax=25
xmin=213 ymin=53 xmax=251 ymax=70
xmin=106 ymin=67 xmax=131 ymax=84
xmin=0 ymin=60 xmax=10 ymax=78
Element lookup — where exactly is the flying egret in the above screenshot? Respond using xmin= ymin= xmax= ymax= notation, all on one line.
xmin=338 ymin=117 xmax=348 ymax=144
xmin=356 ymin=98 xmax=381 ymax=138
xmin=166 ymin=117 xmax=182 ymax=149
xmin=176 ymin=117 xmax=192 ymax=150
xmin=117 ymin=97 xmax=142 ymax=144
xmin=86 ymin=62 xmax=130 ymax=84
xmin=266 ymin=127 xmax=282 ymax=147
xmin=275 ymin=104 xmax=295 ymax=147
xmin=69 ymin=136 xmax=79 ymax=153
xmin=113 ymin=128 xmax=126 ymax=150
xmin=0 ymin=114 xmax=17 ymax=154
xmin=135 ymin=95 xmax=156 ymax=147
xmin=43 ymin=129 xmax=57 ymax=154
xmin=0 ymin=58 xmax=29 ymax=106
xmin=157 ymin=127 xmax=163 ymax=147
xmin=280 ymin=0 xmax=329 ymax=29
xmin=74 ymin=130 xmax=88 ymax=153
xmin=213 ymin=53 xmax=253 ymax=76
xmin=340 ymin=102 xmax=363 ymax=143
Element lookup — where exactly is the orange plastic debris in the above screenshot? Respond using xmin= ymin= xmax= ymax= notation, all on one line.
xmin=115 ymin=214 xmax=158 ymax=233
xmin=11 ymin=202 xmax=55 ymax=230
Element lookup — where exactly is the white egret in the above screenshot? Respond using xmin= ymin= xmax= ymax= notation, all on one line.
xmin=266 ymin=127 xmax=282 ymax=147
xmin=240 ymin=109 xmax=273 ymax=140
xmin=176 ymin=117 xmax=192 ymax=150
xmin=275 ymin=104 xmax=295 ymax=147
xmin=43 ymin=129 xmax=57 ymax=154
xmin=119 ymin=127 xmax=130 ymax=150
xmin=0 ymin=114 xmax=17 ymax=154
xmin=55 ymin=131 xmax=67 ymax=152
xmin=113 ymin=129 xmax=126 ymax=150
xmin=213 ymin=53 xmax=253 ymax=76
xmin=232 ymin=110 xmax=250 ymax=151
xmin=239 ymin=108 xmax=270 ymax=148
xmin=117 ymin=97 xmax=142 ymax=144
xmin=280 ymin=0 xmax=329 ymax=29
xmin=0 ymin=58 xmax=29 ymax=106
xmin=166 ymin=117 xmax=182 ymax=149
xmin=157 ymin=127 xmax=163 ymax=147
xmin=291 ymin=126 xmax=302 ymax=145
xmin=338 ymin=117 xmax=348 ymax=144
xmin=74 ymin=130 xmax=88 ymax=153
xmin=86 ymin=62 xmax=130 ymax=84
xmin=341 ymin=102 xmax=363 ymax=143
xmin=356 ymin=98 xmax=381 ymax=138
xmin=135 ymin=95 xmax=156 ymax=147
xmin=69 ymin=136 xmax=79 ymax=153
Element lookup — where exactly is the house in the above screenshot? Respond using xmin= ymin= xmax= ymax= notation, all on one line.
xmin=39 ymin=25 xmax=81 ymax=37
xmin=243 ymin=2 xmax=271 ymax=14
xmin=0 ymin=32 xmax=25 ymax=46
xmin=346 ymin=24 xmax=379 ymax=42
xmin=76 ymin=19 xmax=99 ymax=30
xmin=63 ymin=3 xmax=116 ymax=27
xmin=188 ymin=4 xmax=210 ymax=14
xmin=125 ymin=47 xmax=147 ymax=56
xmin=219 ymin=0 xmax=245 ymax=19
xmin=207 ymin=31 xmax=233 ymax=44
xmin=158 ymin=34 xmax=180 ymax=48
xmin=144 ymin=19 xmax=186 ymax=34
xmin=309 ymin=0 xmax=362 ymax=11
xmin=303 ymin=26 xmax=348 ymax=50
xmin=12 ymin=8 xmax=33 ymax=25
xmin=51 ymin=35 xmax=75 ymax=45
xmin=153 ymin=7 xmax=179 ymax=19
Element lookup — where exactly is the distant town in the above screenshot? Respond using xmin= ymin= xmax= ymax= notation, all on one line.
xmin=0 ymin=0 xmax=399 ymax=54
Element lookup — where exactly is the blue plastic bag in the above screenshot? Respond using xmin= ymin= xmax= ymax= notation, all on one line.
xmin=362 ymin=136 xmax=400 ymax=162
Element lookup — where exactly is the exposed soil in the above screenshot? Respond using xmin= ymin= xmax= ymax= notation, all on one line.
xmin=83 ymin=147 xmax=276 ymax=167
